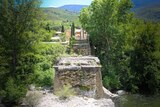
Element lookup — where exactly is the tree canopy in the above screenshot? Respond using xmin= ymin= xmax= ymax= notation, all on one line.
xmin=0 ymin=0 xmax=66 ymax=105
xmin=79 ymin=0 xmax=160 ymax=94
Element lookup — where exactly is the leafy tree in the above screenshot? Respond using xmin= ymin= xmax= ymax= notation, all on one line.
xmin=0 ymin=0 xmax=68 ymax=105
xmin=80 ymin=0 xmax=160 ymax=94
xmin=33 ymin=43 xmax=66 ymax=87
xmin=80 ymin=0 xmax=133 ymax=91
xmin=61 ymin=25 xmax=65 ymax=32
xmin=130 ymin=23 xmax=160 ymax=94
xmin=45 ymin=23 xmax=51 ymax=32
xmin=0 ymin=0 xmax=43 ymax=104
xmin=39 ymin=20 xmax=57 ymax=42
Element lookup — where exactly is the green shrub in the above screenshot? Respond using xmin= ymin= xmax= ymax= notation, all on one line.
xmin=35 ymin=68 xmax=55 ymax=87
xmin=33 ymin=43 xmax=66 ymax=87
xmin=4 ymin=78 xmax=27 ymax=103
xmin=60 ymin=33 xmax=66 ymax=42
xmin=103 ymin=74 xmax=121 ymax=91
xmin=55 ymin=84 xmax=76 ymax=100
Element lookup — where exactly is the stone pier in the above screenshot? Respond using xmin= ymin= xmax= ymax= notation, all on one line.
xmin=54 ymin=56 xmax=104 ymax=99
xmin=73 ymin=29 xmax=91 ymax=56
xmin=73 ymin=40 xmax=91 ymax=56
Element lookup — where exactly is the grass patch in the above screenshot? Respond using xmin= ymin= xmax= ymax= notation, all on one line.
xmin=55 ymin=84 xmax=76 ymax=100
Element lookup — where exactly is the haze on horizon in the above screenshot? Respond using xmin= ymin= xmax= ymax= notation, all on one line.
xmin=41 ymin=0 xmax=93 ymax=7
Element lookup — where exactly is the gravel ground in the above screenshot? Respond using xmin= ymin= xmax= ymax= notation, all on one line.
xmin=36 ymin=93 xmax=115 ymax=107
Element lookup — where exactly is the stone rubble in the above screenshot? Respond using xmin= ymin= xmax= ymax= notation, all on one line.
xmin=36 ymin=93 xmax=115 ymax=107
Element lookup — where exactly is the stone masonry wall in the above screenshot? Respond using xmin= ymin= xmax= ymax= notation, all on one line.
xmin=73 ymin=40 xmax=91 ymax=56
xmin=54 ymin=56 xmax=104 ymax=99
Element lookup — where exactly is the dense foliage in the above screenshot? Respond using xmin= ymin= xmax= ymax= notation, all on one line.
xmin=130 ymin=23 xmax=160 ymax=94
xmin=79 ymin=0 xmax=160 ymax=94
xmin=33 ymin=43 xmax=66 ymax=87
xmin=0 ymin=0 xmax=42 ymax=104
xmin=0 ymin=0 xmax=66 ymax=105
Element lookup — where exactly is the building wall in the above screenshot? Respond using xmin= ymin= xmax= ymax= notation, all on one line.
xmin=65 ymin=30 xmax=71 ymax=41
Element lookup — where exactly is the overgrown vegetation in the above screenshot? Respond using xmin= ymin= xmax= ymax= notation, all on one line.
xmin=0 ymin=0 xmax=66 ymax=105
xmin=33 ymin=43 xmax=66 ymax=87
xmin=55 ymin=84 xmax=76 ymax=100
xmin=80 ymin=0 xmax=160 ymax=94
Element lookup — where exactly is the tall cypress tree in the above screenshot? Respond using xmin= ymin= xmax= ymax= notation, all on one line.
xmin=71 ymin=22 xmax=75 ymax=37
xmin=61 ymin=25 xmax=65 ymax=33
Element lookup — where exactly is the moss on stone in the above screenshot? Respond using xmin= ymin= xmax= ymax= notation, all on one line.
xmin=79 ymin=86 xmax=90 ymax=91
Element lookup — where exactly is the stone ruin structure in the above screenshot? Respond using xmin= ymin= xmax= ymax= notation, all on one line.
xmin=73 ymin=29 xmax=91 ymax=56
xmin=54 ymin=56 xmax=104 ymax=98
xmin=73 ymin=39 xmax=91 ymax=56
xmin=54 ymin=30 xmax=118 ymax=101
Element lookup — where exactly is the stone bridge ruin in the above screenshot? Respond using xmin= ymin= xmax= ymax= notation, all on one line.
xmin=54 ymin=29 xmax=117 ymax=99
xmin=54 ymin=56 xmax=104 ymax=98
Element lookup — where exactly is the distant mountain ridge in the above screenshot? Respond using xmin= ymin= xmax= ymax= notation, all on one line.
xmin=131 ymin=0 xmax=160 ymax=22
xmin=58 ymin=5 xmax=88 ymax=12
xmin=42 ymin=0 xmax=160 ymax=23
xmin=132 ymin=0 xmax=160 ymax=9
xmin=56 ymin=1 xmax=160 ymax=13
xmin=136 ymin=4 xmax=160 ymax=22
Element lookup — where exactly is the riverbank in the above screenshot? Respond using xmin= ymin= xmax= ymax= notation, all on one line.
xmin=116 ymin=94 xmax=160 ymax=107
xmin=20 ymin=85 xmax=119 ymax=107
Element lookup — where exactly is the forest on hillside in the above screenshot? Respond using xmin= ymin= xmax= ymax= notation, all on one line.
xmin=41 ymin=7 xmax=80 ymax=30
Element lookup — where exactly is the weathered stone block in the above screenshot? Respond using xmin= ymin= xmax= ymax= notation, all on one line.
xmin=54 ymin=56 xmax=104 ymax=98
xmin=73 ymin=40 xmax=91 ymax=55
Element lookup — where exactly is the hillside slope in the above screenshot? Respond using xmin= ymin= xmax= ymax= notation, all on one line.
xmin=132 ymin=0 xmax=160 ymax=9
xmin=41 ymin=0 xmax=160 ymax=25
xmin=135 ymin=4 xmax=160 ymax=22
xmin=41 ymin=7 xmax=78 ymax=22
xmin=59 ymin=5 xmax=88 ymax=13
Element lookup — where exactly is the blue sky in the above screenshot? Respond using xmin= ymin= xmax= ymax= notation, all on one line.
xmin=41 ymin=0 xmax=93 ymax=7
